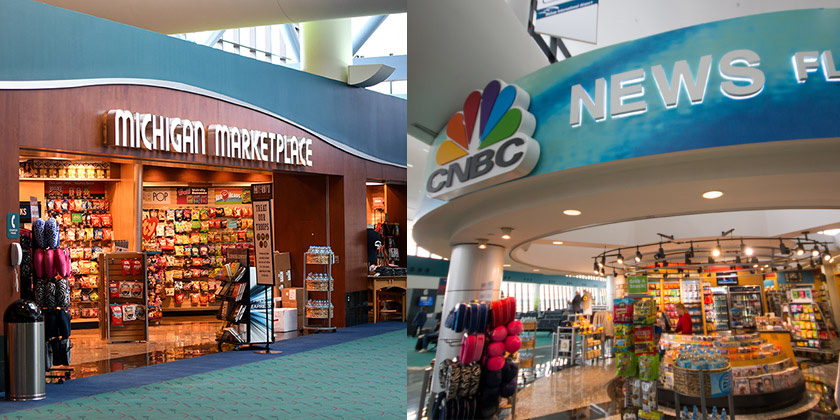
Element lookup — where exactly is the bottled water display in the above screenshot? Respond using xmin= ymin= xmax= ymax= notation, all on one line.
xmin=675 ymin=345 xmax=728 ymax=370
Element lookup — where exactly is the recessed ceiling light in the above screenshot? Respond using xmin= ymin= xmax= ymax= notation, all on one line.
xmin=503 ymin=264 xmax=511 ymax=267
xmin=819 ymin=229 xmax=840 ymax=236
xmin=501 ymin=227 xmax=513 ymax=240
xmin=532 ymin=269 xmax=540 ymax=272
xmin=702 ymin=190 xmax=724 ymax=199
xmin=563 ymin=209 xmax=582 ymax=216
xmin=407 ymin=164 xmax=414 ymax=168
xmin=477 ymin=238 xmax=488 ymax=249
xmin=552 ymin=241 xmax=564 ymax=245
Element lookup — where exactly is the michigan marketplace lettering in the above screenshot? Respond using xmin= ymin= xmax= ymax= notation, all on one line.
xmin=570 ymin=49 xmax=840 ymax=127
xmin=106 ymin=109 xmax=313 ymax=167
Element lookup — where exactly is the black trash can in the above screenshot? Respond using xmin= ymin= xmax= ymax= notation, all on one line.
xmin=4 ymin=300 xmax=45 ymax=401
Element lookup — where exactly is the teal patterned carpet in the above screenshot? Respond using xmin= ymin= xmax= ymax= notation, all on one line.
xmin=1 ymin=330 xmax=405 ymax=419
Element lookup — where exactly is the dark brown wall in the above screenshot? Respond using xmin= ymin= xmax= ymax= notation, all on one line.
xmin=0 ymin=85 xmax=405 ymax=328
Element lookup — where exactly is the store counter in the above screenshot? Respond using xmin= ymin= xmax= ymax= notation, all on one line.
xmin=758 ymin=330 xmax=796 ymax=363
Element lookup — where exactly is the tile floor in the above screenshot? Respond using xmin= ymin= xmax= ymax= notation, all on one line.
xmin=54 ymin=315 xmax=298 ymax=381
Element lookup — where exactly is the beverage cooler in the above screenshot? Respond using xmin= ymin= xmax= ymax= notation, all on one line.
xmin=706 ymin=287 xmax=730 ymax=331
xmin=728 ymin=285 xmax=763 ymax=330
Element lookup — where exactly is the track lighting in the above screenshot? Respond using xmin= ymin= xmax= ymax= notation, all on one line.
xmin=741 ymin=240 xmax=753 ymax=256
xmin=616 ymin=251 xmax=624 ymax=265
xmin=478 ymin=239 xmax=488 ymax=249
xmin=751 ymin=256 xmax=759 ymax=268
xmin=735 ymin=256 xmax=742 ymax=264
xmin=593 ymin=261 xmax=600 ymax=274
xmin=655 ymin=242 xmax=665 ymax=260
xmin=697 ymin=267 xmax=703 ymax=274
xmin=635 ymin=246 xmax=642 ymax=262
xmin=797 ymin=262 xmax=803 ymax=271
xmin=810 ymin=258 xmax=816 ymax=268
xmin=684 ymin=252 xmax=691 ymax=265
xmin=708 ymin=256 xmax=715 ymax=264
xmin=500 ymin=227 xmax=512 ymax=240
xmin=812 ymin=246 xmax=821 ymax=258
xmin=688 ymin=241 xmax=695 ymax=258
xmin=823 ymin=246 xmax=832 ymax=262
xmin=779 ymin=239 xmax=790 ymax=255
xmin=795 ymin=241 xmax=805 ymax=256
xmin=712 ymin=240 xmax=721 ymax=257
xmin=598 ymin=255 xmax=605 ymax=268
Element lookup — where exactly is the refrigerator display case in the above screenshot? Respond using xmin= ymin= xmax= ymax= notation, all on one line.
xmin=728 ymin=285 xmax=763 ymax=330
xmin=705 ymin=286 xmax=730 ymax=331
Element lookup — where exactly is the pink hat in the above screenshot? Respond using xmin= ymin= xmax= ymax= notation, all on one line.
xmin=44 ymin=249 xmax=56 ymax=278
xmin=507 ymin=320 xmax=523 ymax=336
xmin=489 ymin=326 xmax=508 ymax=342
xmin=487 ymin=341 xmax=505 ymax=358
xmin=55 ymin=248 xmax=70 ymax=278
xmin=504 ymin=335 xmax=521 ymax=354
xmin=485 ymin=356 xmax=505 ymax=371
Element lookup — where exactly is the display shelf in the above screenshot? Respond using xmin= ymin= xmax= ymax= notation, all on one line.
xmin=20 ymin=178 xmax=120 ymax=182
xmin=303 ymin=247 xmax=337 ymax=332
xmin=98 ymin=252 xmax=149 ymax=343
xmin=518 ymin=318 xmax=537 ymax=383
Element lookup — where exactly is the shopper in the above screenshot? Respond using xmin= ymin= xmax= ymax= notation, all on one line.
xmin=674 ymin=303 xmax=693 ymax=335
xmin=412 ymin=308 xmax=428 ymax=337
xmin=415 ymin=321 xmax=440 ymax=353
xmin=570 ymin=292 xmax=582 ymax=313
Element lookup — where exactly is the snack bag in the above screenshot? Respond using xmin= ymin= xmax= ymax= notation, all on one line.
xmin=132 ymin=259 xmax=142 ymax=276
xmin=637 ymin=410 xmax=663 ymax=420
xmin=131 ymin=282 xmax=143 ymax=298
xmin=631 ymin=378 xmax=642 ymax=407
xmin=614 ymin=298 xmax=635 ymax=323
xmin=640 ymin=380 xmax=658 ymax=412
xmin=633 ymin=299 xmax=656 ymax=325
xmin=616 ymin=351 xmax=637 ymax=377
xmin=120 ymin=282 xmax=132 ymax=298
xmin=110 ymin=304 xmax=123 ymax=326
xmin=123 ymin=304 xmax=136 ymax=322
xmin=175 ymin=292 xmax=185 ymax=304
xmin=122 ymin=259 xmax=132 ymax=276
xmin=190 ymin=293 xmax=200 ymax=305
xmin=638 ymin=355 xmax=660 ymax=381
xmin=135 ymin=305 xmax=146 ymax=320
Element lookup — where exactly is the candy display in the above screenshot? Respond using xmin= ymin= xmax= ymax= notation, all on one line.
xmin=142 ymin=192 xmax=253 ymax=311
xmin=614 ymin=298 xmax=634 ymax=323
xmin=633 ymin=299 xmax=656 ymax=325
xmin=616 ymin=351 xmax=637 ymax=377
xmin=44 ymin=182 xmax=113 ymax=321
xmin=20 ymin=160 xmax=111 ymax=180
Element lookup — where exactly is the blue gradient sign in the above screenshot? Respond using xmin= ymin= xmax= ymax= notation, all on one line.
xmin=428 ymin=9 xmax=840 ymax=190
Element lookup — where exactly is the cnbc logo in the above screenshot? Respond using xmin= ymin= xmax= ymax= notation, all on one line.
xmin=426 ymin=80 xmax=540 ymax=201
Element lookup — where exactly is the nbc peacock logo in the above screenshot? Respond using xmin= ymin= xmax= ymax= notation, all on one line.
xmin=426 ymin=80 xmax=540 ymax=201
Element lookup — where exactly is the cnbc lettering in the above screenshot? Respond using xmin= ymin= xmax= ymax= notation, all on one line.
xmin=106 ymin=109 xmax=313 ymax=167
xmin=570 ymin=49 xmax=840 ymax=127
xmin=426 ymin=80 xmax=540 ymax=201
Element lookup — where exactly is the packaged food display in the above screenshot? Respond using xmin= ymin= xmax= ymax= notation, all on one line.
xmin=638 ymin=354 xmax=660 ymax=381
xmin=614 ymin=298 xmax=635 ymax=323
xmin=616 ymin=351 xmax=637 ymax=377
xmin=633 ymin=299 xmax=656 ymax=325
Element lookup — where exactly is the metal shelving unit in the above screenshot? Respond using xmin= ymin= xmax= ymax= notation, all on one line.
xmin=518 ymin=317 xmax=537 ymax=383
xmin=303 ymin=247 xmax=337 ymax=332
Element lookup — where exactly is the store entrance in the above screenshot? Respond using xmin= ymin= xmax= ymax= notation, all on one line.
xmin=17 ymin=153 xmax=289 ymax=381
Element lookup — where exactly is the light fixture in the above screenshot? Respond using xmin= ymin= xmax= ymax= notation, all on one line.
xmin=635 ymin=246 xmax=642 ymax=262
xmin=501 ymin=227 xmax=513 ymax=240
xmin=616 ymin=251 xmax=625 ymax=265
xmin=563 ymin=209 xmax=582 ymax=216
xmin=795 ymin=241 xmax=805 ymax=256
xmin=735 ymin=256 xmax=742 ymax=264
xmin=810 ymin=258 xmax=816 ymax=268
xmin=654 ymin=242 xmax=665 ymax=260
xmin=533 ymin=269 xmax=540 ymax=272
xmin=503 ymin=264 xmax=511 ymax=267
xmin=593 ymin=261 xmax=600 ymax=274
xmin=751 ymin=256 xmax=759 ymax=268
xmin=688 ymin=241 xmax=695 ymax=258
xmin=702 ymin=190 xmax=724 ymax=199
xmin=708 ymin=256 xmax=715 ymax=264
xmin=552 ymin=241 xmax=564 ymax=245
xmin=478 ymin=239 xmax=488 ymax=249
xmin=796 ymin=262 xmax=803 ymax=271
xmin=684 ymin=252 xmax=691 ymax=265
xmin=741 ymin=240 xmax=753 ymax=256
xmin=823 ymin=246 xmax=832 ymax=262
xmin=712 ymin=240 xmax=721 ymax=257
xmin=598 ymin=255 xmax=605 ymax=268
xmin=779 ymin=239 xmax=790 ymax=255
xmin=811 ymin=246 xmax=821 ymax=257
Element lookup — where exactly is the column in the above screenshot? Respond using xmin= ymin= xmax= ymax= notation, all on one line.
xmin=820 ymin=263 xmax=840 ymax=334
xmin=606 ymin=275 xmax=615 ymax=310
xmin=431 ymin=244 xmax=505 ymax=393
xmin=300 ymin=18 xmax=351 ymax=82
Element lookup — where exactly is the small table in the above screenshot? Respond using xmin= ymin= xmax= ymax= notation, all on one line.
xmin=368 ymin=275 xmax=407 ymax=323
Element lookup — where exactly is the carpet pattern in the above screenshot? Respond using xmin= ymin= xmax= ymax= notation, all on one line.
xmin=2 ymin=329 xmax=405 ymax=419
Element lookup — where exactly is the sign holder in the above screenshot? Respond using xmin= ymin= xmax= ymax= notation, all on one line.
xmin=250 ymin=183 xmax=281 ymax=355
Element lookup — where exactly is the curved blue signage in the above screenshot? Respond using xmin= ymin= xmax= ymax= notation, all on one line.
xmin=427 ymin=8 xmax=840 ymax=189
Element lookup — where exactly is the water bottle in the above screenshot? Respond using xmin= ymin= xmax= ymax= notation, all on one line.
xmin=720 ymin=409 xmax=728 ymax=420
xmin=711 ymin=407 xmax=718 ymax=420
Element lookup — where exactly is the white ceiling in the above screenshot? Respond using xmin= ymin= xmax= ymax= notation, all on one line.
xmin=36 ymin=0 xmax=407 ymax=34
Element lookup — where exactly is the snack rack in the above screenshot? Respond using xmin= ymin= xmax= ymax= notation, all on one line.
xmin=518 ymin=317 xmax=537 ymax=383
xmin=215 ymin=250 xmax=252 ymax=349
xmin=303 ymin=247 xmax=337 ymax=332
xmin=553 ymin=314 xmax=603 ymax=369
xmin=98 ymin=252 xmax=149 ymax=343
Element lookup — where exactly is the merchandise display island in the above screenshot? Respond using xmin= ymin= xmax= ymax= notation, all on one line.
xmin=658 ymin=333 xmax=806 ymax=413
